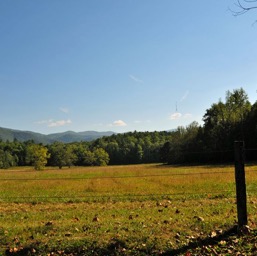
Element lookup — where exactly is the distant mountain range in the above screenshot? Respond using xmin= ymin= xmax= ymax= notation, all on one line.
xmin=0 ymin=127 xmax=115 ymax=144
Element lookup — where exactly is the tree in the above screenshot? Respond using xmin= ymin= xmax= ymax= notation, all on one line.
xmin=105 ymin=142 xmax=120 ymax=164
xmin=202 ymin=88 xmax=251 ymax=155
xmin=159 ymin=142 xmax=171 ymax=163
xmin=159 ymin=122 xmax=201 ymax=164
xmin=93 ymin=148 xmax=110 ymax=166
xmin=26 ymin=144 xmax=50 ymax=170
xmin=48 ymin=142 xmax=76 ymax=169
xmin=71 ymin=142 xmax=90 ymax=166
xmin=0 ymin=149 xmax=17 ymax=169
xmin=225 ymin=88 xmax=251 ymax=124
xmin=231 ymin=0 xmax=257 ymax=16
xmin=82 ymin=150 xmax=95 ymax=166
xmin=92 ymin=130 xmax=173 ymax=164
xmin=243 ymin=101 xmax=257 ymax=161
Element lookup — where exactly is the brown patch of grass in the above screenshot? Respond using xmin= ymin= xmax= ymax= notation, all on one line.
xmin=0 ymin=164 xmax=257 ymax=255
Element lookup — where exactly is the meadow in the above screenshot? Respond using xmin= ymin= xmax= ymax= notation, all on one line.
xmin=0 ymin=164 xmax=257 ymax=255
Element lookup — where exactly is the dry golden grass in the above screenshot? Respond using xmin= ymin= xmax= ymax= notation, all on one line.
xmin=0 ymin=164 xmax=244 ymax=201
xmin=0 ymin=164 xmax=257 ymax=255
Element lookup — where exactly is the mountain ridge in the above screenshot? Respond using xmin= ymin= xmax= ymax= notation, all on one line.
xmin=0 ymin=127 xmax=115 ymax=144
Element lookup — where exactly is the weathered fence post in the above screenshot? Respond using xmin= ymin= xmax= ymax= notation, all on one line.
xmin=234 ymin=141 xmax=247 ymax=229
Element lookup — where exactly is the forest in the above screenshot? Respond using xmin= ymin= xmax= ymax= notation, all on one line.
xmin=1 ymin=88 xmax=256 ymax=170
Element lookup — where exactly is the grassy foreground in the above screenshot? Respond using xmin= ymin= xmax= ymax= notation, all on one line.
xmin=0 ymin=164 xmax=257 ymax=255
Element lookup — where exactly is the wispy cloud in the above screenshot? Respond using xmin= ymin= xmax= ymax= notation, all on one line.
xmin=180 ymin=90 xmax=189 ymax=101
xmin=48 ymin=119 xmax=72 ymax=127
xmin=170 ymin=112 xmax=182 ymax=120
xmin=112 ymin=120 xmax=127 ymax=127
xmin=129 ymin=75 xmax=143 ymax=83
xmin=59 ymin=107 xmax=69 ymax=114
xmin=36 ymin=119 xmax=72 ymax=127
xmin=169 ymin=112 xmax=192 ymax=120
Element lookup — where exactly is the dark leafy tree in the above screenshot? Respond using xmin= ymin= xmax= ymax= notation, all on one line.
xmin=203 ymin=88 xmax=251 ymax=151
xmin=162 ymin=122 xmax=201 ymax=164
xmin=243 ymin=102 xmax=257 ymax=160
xmin=71 ymin=142 xmax=90 ymax=165
xmin=0 ymin=149 xmax=17 ymax=169
xmin=93 ymin=131 xmax=173 ymax=165
xmin=82 ymin=150 xmax=95 ymax=166
xmin=160 ymin=142 xmax=171 ymax=163
xmin=48 ymin=142 xmax=77 ymax=169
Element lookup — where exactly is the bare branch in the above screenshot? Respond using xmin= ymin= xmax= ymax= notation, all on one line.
xmin=230 ymin=0 xmax=257 ymax=16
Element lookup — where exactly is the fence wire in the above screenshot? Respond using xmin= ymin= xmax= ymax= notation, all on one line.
xmin=0 ymin=147 xmax=256 ymax=202
xmin=3 ymin=192 xmax=252 ymax=202
xmin=0 ymin=170 xmax=236 ymax=181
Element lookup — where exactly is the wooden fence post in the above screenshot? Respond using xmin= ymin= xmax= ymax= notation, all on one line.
xmin=234 ymin=141 xmax=247 ymax=228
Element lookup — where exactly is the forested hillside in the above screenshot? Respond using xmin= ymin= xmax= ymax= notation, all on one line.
xmin=1 ymin=88 xmax=256 ymax=169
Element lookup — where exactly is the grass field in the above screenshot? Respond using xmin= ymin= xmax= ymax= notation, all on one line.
xmin=0 ymin=164 xmax=257 ymax=255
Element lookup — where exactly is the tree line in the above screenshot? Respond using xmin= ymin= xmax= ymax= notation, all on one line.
xmin=161 ymin=88 xmax=257 ymax=164
xmin=0 ymin=140 xmax=110 ymax=170
xmin=0 ymin=131 xmax=173 ymax=170
xmin=1 ymin=88 xmax=257 ymax=170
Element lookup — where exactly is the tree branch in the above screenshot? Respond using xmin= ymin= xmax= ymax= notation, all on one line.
xmin=230 ymin=0 xmax=257 ymax=16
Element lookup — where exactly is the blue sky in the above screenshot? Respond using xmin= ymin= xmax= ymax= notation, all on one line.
xmin=1 ymin=1 xmax=257 ymax=134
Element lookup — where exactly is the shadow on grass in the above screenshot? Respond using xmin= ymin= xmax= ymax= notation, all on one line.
xmin=4 ymin=226 xmax=243 ymax=256
xmin=162 ymin=225 xmax=238 ymax=255
xmin=156 ymin=163 xmax=235 ymax=169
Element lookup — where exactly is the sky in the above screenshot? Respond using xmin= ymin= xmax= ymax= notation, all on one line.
xmin=1 ymin=0 xmax=257 ymax=134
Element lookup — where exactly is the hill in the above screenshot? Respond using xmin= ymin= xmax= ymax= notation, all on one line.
xmin=0 ymin=127 xmax=114 ymax=144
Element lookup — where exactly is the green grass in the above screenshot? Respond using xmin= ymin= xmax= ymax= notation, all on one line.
xmin=0 ymin=164 xmax=257 ymax=255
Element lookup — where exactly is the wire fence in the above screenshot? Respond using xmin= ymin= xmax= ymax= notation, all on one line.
xmin=0 ymin=147 xmax=256 ymax=203
xmin=0 ymin=171 xmax=236 ymax=181
xmin=0 ymin=146 xmax=256 ymax=254
xmin=0 ymin=181 xmax=236 ymax=202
